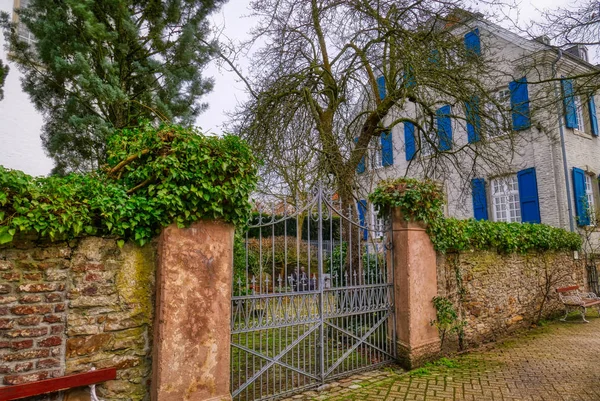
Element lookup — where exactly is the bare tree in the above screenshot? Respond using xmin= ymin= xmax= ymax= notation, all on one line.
xmin=223 ymin=1 xmax=523 ymax=215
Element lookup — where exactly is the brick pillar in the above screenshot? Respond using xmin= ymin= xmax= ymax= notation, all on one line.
xmin=151 ymin=220 xmax=234 ymax=401
xmin=391 ymin=208 xmax=440 ymax=369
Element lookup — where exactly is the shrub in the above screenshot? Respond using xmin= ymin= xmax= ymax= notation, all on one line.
xmin=0 ymin=123 xmax=257 ymax=245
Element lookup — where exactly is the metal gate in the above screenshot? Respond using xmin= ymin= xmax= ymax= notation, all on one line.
xmin=231 ymin=185 xmax=396 ymax=401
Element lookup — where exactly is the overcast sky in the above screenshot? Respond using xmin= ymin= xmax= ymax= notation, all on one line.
xmin=0 ymin=0 xmax=578 ymax=175
xmin=195 ymin=0 xmax=571 ymax=135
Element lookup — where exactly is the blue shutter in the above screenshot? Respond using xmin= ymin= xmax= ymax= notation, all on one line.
xmin=517 ymin=168 xmax=541 ymax=224
xmin=381 ymin=131 xmax=393 ymax=166
xmin=464 ymin=28 xmax=481 ymax=56
xmin=465 ymin=96 xmax=481 ymax=143
xmin=471 ymin=178 xmax=488 ymax=221
xmin=436 ymin=105 xmax=452 ymax=151
xmin=404 ymin=122 xmax=416 ymax=161
xmin=357 ymin=200 xmax=368 ymax=240
xmin=561 ymin=79 xmax=578 ymax=129
xmin=509 ymin=77 xmax=531 ymax=131
xmin=589 ymin=94 xmax=598 ymax=136
xmin=572 ymin=167 xmax=589 ymax=226
xmin=354 ymin=138 xmax=365 ymax=174
xmin=376 ymin=75 xmax=386 ymax=100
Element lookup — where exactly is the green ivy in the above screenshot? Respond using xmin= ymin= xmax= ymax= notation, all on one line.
xmin=0 ymin=123 xmax=257 ymax=245
xmin=369 ymin=178 xmax=582 ymax=253
xmin=368 ymin=178 xmax=444 ymax=226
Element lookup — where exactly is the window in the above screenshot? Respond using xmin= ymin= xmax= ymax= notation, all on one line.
xmin=14 ymin=0 xmax=35 ymax=45
xmin=370 ymin=204 xmax=385 ymax=239
xmin=491 ymin=175 xmax=521 ymax=222
xmin=371 ymin=143 xmax=382 ymax=169
xmin=574 ymin=95 xmax=591 ymax=134
xmin=585 ymin=174 xmax=596 ymax=224
xmin=421 ymin=130 xmax=435 ymax=157
xmin=486 ymin=88 xmax=511 ymax=137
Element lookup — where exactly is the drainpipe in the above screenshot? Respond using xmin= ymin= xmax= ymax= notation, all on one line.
xmin=552 ymin=49 xmax=575 ymax=232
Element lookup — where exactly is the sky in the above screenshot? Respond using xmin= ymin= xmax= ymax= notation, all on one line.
xmin=0 ymin=0 xmax=578 ymax=175
xmin=195 ymin=0 xmax=570 ymax=135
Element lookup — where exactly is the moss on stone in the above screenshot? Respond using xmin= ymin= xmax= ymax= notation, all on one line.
xmin=116 ymin=242 xmax=156 ymax=322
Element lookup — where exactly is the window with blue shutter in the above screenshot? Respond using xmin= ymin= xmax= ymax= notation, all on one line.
xmin=561 ymin=78 xmax=578 ymax=129
xmin=381 ymin=131 xmax=393 ymax=166
xmin=465 ymin=96 xmax=481 ymax=143
xmin=509 ymin=77 xmax=531 ymax=131
xmin=588 ymin=94 xmax=598 ymax=136
xmin=436 ymin=105 xmax=453 ymax=151
xmin=354 ymin=138 xmax=365 ymax=174
xmin=517 ymin=168 xmax=541 ymax=223
xmin=357 ymin=200 xmax=368 ymax=240
xmin=404 ymin=122 xmax=416 ymax=161
xmin=376 ymin=75 xmax=386 ymax=100
xmin=464 ymin=28 xmax=481 ymax=56
xmin=471 ymin=178 xmax=488 ymax=220
xmin=572 ymin=167 xmax=590 ymax=226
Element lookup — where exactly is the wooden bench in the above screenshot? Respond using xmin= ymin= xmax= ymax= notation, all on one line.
xmin=556 ymin=285 xmax=600 ymax=323
xmin=0 ymin=368 xmax=116 ymax=400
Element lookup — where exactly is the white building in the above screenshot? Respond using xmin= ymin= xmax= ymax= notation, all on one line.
xmin=358 ymin=15 xmax=600 ymax=235
xmin=0 ymin=0 xmax=52 ymax=176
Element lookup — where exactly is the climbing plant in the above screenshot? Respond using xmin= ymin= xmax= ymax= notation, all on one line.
xmin=0 ymin=124 xmax=257 ymax=245
xmin=370 ymin=178 xmax=582 ymax=253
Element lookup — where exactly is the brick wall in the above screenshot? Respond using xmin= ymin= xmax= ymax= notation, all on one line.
xmin=437 ymin=250 xmax=586 ymax=348
xmin=0 ymin=236 xmax=156 ymax=400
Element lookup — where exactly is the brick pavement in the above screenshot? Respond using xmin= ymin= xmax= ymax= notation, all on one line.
xmin=284 ymin=316 xmax=600 ymax=401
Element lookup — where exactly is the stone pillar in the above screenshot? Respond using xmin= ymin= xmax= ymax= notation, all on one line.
xmin=151 ymin=220 xmax=234 ymax=401
xmin=391 ymin=208 xmax=440 ymax=369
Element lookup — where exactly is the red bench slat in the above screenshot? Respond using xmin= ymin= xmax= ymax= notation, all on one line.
xmin=0 ymin=368 xmax=116 ymax=400
xmin=556 ymin=285 xmax=580 ymax=293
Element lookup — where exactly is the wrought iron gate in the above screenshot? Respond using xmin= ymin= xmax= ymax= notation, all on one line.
xmin=231 ymin=185 xmax=396 ymax=401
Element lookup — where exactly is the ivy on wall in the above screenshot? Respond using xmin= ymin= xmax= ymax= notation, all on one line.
xmin=370 ymin=178 xmax=582 ymax=253
xmin=0 ymin=124 xmax=258 ymax=245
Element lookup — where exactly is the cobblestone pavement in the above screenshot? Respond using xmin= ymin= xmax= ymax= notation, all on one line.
xmin=283 ymin=316 xmax=600 ymax=401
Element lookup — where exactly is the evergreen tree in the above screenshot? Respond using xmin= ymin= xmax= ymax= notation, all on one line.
xmin=1 ymin=0 xmax=225 ymax=174
xmin=0 ymin=59 xmax=7 ymax=101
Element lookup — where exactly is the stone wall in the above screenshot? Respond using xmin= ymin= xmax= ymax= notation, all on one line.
xmin=437 ymin=250 xmax=586 ymax=348
xmin=0 ymin=236 xmax=156 ymax=400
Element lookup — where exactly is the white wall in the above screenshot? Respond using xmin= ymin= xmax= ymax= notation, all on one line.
xmin=0 ymin=0 xmax=52 ymax=176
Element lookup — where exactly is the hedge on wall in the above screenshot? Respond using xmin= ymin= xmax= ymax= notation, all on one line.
xmin=0 ymin=123 xmax=257 ymax=245
xmin=369 ymin=178 xmax=582 ymax=253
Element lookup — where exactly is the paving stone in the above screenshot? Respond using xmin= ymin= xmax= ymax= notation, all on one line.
xmin=297 ymin=317 xmax=600 ymax=401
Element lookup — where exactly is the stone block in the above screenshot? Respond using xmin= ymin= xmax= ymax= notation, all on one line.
xmin=12 ymin=339 xmax=34 ymax=350
xmin=4 ymin=327 xmax=48 ymax=338
xmin=0 ymin=261 xmax=13 ymax=271
xmin=17 ymin=315 xmax=43 ymax=326
xmin=11 ymin=305 xmax=53 ymax=315
xmin=46 ymin=269 xmax=69 ymax=282
xmin=46 ymin=293 xmax=63 ymax=303
xmin=0 ymin=296 xmax=17 ymax=304
xmin=39 ymin=336 xmax=63 ymax=347
xmin=37 ymin=358 xmax=61 ymax=369
xmin=3 ymin=348 xmax=50 ymax=361
xmin=0 ymin=318 xmax=14 ymax=329
xmin=23 ymin=273 xmax=43 ymax=281
xmin=14 ymin=362 xmax=33 ymax=372
xmin=66 ymin=334 xmax=112 ymax=357
xmin=19 ymin=295 xmax=43 ymax=304
xmin=43 ymin=314 xmax=63 ymax=323
xmin=3 ymin=371 xmax=49 ymax=385
xmin=0 ymin=284 xmax=11 ymax=294
xmin=18 ymin=283 xmax=64 ymax=293
xmin=51 ymin=325 xmax=65 ymax=335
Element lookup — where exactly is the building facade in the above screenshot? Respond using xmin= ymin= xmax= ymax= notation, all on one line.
xmin=357 ymin=17 xmax=600 ymax=237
